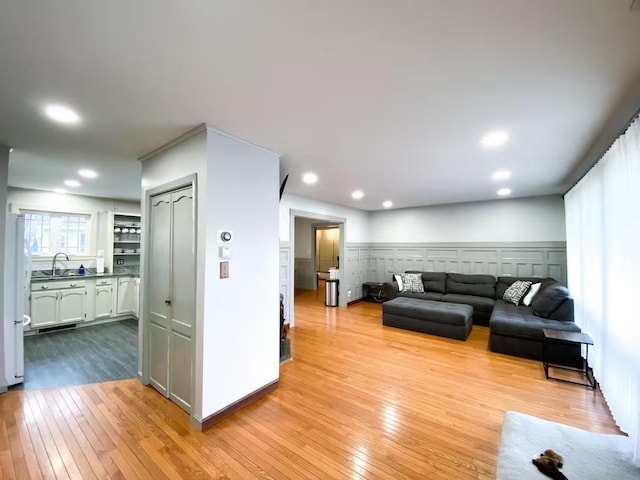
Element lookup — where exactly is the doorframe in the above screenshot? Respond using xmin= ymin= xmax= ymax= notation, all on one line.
xmin=289 ymin=209 xmax=346 ymax=327
xmin=141 ymin=174 xmax=197 ymax=418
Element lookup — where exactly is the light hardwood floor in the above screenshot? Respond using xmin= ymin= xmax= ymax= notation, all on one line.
xmin=0 ymin=288 xmax=620 ymax=479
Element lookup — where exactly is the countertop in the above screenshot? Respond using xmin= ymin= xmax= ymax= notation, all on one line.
xmin=31 ymin=272 xmax=139 ymax=283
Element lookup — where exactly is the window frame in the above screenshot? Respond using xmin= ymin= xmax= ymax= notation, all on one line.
xmin=11 ymin=204 xmax=98 ymax=259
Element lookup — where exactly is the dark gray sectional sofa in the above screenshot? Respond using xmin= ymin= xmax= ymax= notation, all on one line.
xmin=387 ymin=271 xmax=581 ymax=365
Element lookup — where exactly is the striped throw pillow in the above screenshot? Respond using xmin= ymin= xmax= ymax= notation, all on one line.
xmin=502 ymin=280 xmax=532 ymax=306
xmin=401 ymin=273 xmax=425 ymax=293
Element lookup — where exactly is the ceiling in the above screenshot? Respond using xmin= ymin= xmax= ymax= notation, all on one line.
xmin=1 ymin=1 xmax=640 ymax=209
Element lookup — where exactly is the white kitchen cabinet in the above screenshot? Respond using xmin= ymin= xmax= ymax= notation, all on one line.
xmin=30 ymin=291 xmax=58 ymax=328
xmin=116 ymin=277 xmax=137 ymax=315
xmin=30 ymin=280 xmax=87 ymax=328
xmin=95 ymin=278 xmax=114 ymax=319
xmin=134 ymin=277 xmax=140 ymax=318
xmin=59 ymin=289 xmax=86 ymax=323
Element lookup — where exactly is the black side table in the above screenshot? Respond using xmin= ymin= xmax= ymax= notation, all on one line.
xmin=542 ymin=329 xmax=596 ymax=389
xmin=362 ymin=282 xmax=390 ymax=303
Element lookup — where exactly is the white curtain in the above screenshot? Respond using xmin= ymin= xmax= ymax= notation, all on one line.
xmin=565 ymin=115 xmax=640 ymax=465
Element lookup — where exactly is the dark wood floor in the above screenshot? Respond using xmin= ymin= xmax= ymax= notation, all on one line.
xmin=11 ymin=319 xmax=138 ymax=391
xmin=0 ymin=290 xmax=619 ymax=479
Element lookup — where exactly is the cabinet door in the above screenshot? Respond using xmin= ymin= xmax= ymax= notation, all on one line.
xmin=95 ymin=286 xmax=113 ymax=319
xmin=116 ymin=278 xmax=136 ymax=314
xmin=168 ymin=188 xmax=194 ymax=412
xmin=59 ymin=289 xmax=86 ymax=323
xmin=134 ymin=278 xmax=140 ymax=319
xmin=148 ymin=192 xmax=172 ymax=397
xmin=31 ymin=291 xmax=59 ymax=327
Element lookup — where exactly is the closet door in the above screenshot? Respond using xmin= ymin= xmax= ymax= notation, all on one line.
xmin=168 ymin=187 xmax=194 ymax=411
xmin=148 ymin=193 xmax=171 ymax=396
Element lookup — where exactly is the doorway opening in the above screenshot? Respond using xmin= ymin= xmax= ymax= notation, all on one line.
xmin=288 ymin=210 xmax=346 ymax=329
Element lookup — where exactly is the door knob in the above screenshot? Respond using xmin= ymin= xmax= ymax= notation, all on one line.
xmin=165 ymin=299 xmax=171 ymax=305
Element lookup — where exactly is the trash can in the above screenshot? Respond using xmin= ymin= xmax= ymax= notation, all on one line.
xmin=325 ymin=279 xmax=339 ymax=307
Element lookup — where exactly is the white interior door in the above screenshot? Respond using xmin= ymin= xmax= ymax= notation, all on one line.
xmin=147 ymin=186 xmax=195 ymax=412
xmin=148 ymin=192 xmax=171 ymax=396
xmin=168 ymin=188 xmax=194 ymax=411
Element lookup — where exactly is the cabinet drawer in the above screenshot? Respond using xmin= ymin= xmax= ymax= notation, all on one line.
xmin=31 ymin=280 xmax=87 ymax=291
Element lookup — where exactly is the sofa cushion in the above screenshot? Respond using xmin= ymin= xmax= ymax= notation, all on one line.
xmin=502 ymin=280 xmax=532 ymax=306
xmin=406 ymin=271 xmax=446 ymax=294
xmin=446 ymin=273 xmax=496 ymax=298
xmin=491 ymin=300 xmax=581 ymax=339
xmin=401 ymin=273 xmax=424 ymax=293
xmin=441 ymin=293 xmax=496 ymax=313
xmin=531 ymin=283 xmax=570 ymax=318
xmin=398 ymin=291 xmax=444 ymax=302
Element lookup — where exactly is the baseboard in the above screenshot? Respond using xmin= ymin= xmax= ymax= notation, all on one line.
xmin=196 ymin=379 xmax=279 ymax=431
xmin=347 ymin=298 xmax=363 ymax=306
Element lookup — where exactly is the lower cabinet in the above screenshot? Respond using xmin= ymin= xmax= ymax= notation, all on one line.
xmin=95 ymin=278 xmax=114 ymax=319
xmin=30 ymin=280 xmax=87 ymax=328
xmin=116 ymin=277 xmax=137 ymax=315
xmin=30 ymin=275 xmax=139 ymax=329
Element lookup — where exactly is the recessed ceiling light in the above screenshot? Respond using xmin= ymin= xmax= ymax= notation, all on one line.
xmin=64 ymin=179 xmax=81 ymax=187
xmin=382 ymin=200 xmax=393 ymax=208
xmin=53 ymin=189 xmax=67 ymax=194
xmin=302 ymin=172 xmax=318 ymax=184
xmin=497 ymin=188 xmax=512 ymax=196
xmin=481 ymin=129 xmax=509 ymax=148
xmin=351 ymin=190 xmax=364 ymax=200
xmin=78 ymin=168 xmax=98 ymax=179
xmin=491 ymin=170 xmax=511 ymax=181
xmin=44 ymin=104 xmax=81 ymax=124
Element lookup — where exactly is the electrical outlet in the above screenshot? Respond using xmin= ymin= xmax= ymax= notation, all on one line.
xmin=348 ymin=290 xmax=352 ymax=297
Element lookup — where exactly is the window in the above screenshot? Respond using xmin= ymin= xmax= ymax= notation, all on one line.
xmin=24 ymin=211 xmax=89 ymax=256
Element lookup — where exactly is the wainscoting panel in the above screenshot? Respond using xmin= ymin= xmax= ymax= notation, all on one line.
xmin=279 ymin=245 xmax=291 ymax=324
xmin=294 ymin=257 xmax=315 ymax=290
xmin=344 ymin=242 xmax=567 ymax=302
xmin=345 ymin=247 xmax=361 ymax=302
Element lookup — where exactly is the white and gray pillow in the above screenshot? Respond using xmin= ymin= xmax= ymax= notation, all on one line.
xmin=522 ymin=282 xmax=542 ymax=306
xmin=502 ymin=280 xmax=532 ymax=306
xmin=394 ymin=274 xmax=405 ymax=292
xmin=401 ymin=273 xmax=425 ymax=293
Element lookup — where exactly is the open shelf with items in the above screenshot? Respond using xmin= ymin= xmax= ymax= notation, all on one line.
xmin=108 ymin=213 xmax=141 ymax=272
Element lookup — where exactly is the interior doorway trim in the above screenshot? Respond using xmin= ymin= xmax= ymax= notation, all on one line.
xmin=289 ymin=209 xmax=346 ymax=328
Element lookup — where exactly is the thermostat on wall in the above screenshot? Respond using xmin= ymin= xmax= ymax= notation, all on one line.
xmin=217 ymin=230 xmax=233 ymax=243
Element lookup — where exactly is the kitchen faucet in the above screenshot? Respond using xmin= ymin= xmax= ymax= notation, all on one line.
xmin=52 ymin=252 xmax=69 ymax=276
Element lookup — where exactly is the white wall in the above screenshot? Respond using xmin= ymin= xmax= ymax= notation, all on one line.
xmin=7 ymin=188 xmax=140 ymax=215
xmin=294 ymin=217 xmax=315 ymax=259
xmin=140 ymin=126 xmax=280 ymax=424
xmin=279 ymin=193 xmax=369 ymax=243
xmin=201 ymin=129 xmax=280 ymax=419
xmin=367 ymin=195 xmax=566 ymax=243
xmin=140 ymin=127 xmax=207 ymax=419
